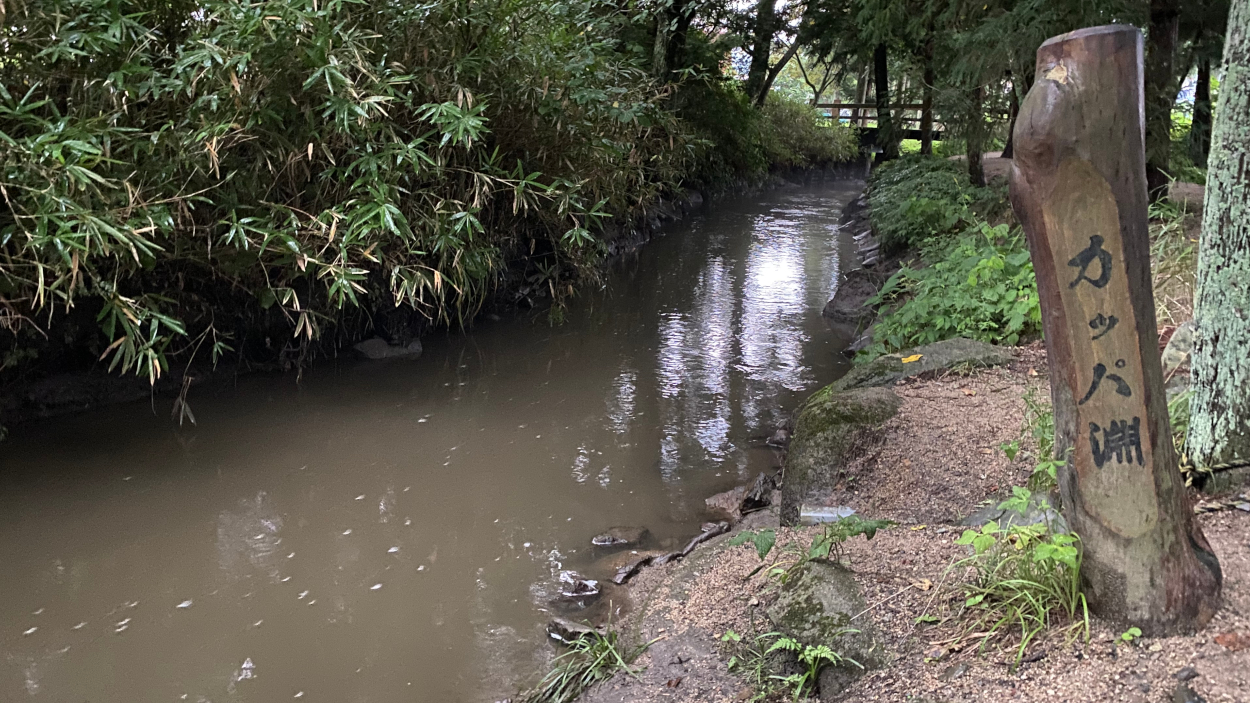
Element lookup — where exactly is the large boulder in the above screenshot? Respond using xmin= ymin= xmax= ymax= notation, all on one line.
xmin=831 ymin=337 xmax=1012 ymax=392
xmin=781 ymin=386 xmax=902 ymax=526
xmin=823 ymin=269 xmax=888 ymax=327
xmin=766 ymin=562 xmax=885 ymax=700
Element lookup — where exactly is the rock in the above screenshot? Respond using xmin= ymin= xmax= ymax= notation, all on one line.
xmin=681 ymin=189 xmax=705 ymax=211
xmin=831 ymin=338 xmax=1013 ymax=392
xmin=823 ymin=269 xmax=889 ymax=327
xmin=706 ymin=485 xmax=749 ymax=523
xmin=603 ymin=548 xmax=676 ymax=585
xmin=780 ymin=386 xmax=902 ymax=526
xmin=1162 ymin=320 xmax=1196 ymax=376
xmin=742 ymin=473 xmax=775 ymax=512
xmin=1173 ymin=682 xmax=1207 ymax=703
xmin=353 ymin=337 xmax=423 ymax=360
xmin=557 ymin=571 xmax=601 ymax=601
xmin=767 ymin=428 xmax=791 ymax=447
xmin=547 ymin=617 xmax=600 ymax=643
xmin=1174 ymin=666 xmax=1199 ymax=681
xmin=765 ymin=561 xmax=884 ymax=699
xmin=845 ymin=325 xmax=876 ymax=356
xmin=961 ymin=491 xmax=1068 ymax=533
xmin=678 ymin=521 xmax=729 ymax=556
xmin=591 ymin=526 xmax=650 ymax=548
xmin=939 ymin=662 xmax=969 ymax=681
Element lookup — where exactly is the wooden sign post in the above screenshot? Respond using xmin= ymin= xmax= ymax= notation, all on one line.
xmin=1010 ymin=25 xmax=1221 ymax=633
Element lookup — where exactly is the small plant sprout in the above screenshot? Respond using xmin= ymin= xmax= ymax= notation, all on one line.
xmin=766 ymin=634 xmax=862 ymax=701
xmin=1119 ymin=626 xmax=1143 ymax=644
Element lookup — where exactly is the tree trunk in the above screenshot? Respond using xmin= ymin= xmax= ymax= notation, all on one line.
xmin=1010 ymin=24 xmax=1221 ymax=634
xmin=967 ymin=85 xmax=986 ymax=186
xmin=1190 ymin=0 xmax=1250 ymax=477
xmin=1189 ymin=57 xmax=1213 ymax=167
xmin=873 ymin=43 xmax=898 ymax=161
xmin=852 ymin=67 xmax=869 ymax=126
xmin=756 ymin=39 xmax=802 ymax=107
xmin=745 ymin=0 xmax=777 ymax=103
xmin=1145 ymin=0 xmax=1182 ymax=201
xmin=921 ymin=38 xmax=935 ymax=156
xmin=1002 ymin=75 xmax=1021 ymax=159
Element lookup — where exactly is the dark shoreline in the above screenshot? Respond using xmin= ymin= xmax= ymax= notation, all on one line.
xmin=0 ymin=161 xmax=869 ymax=431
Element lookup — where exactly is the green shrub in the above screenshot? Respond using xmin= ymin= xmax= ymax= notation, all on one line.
xmin=678 ymin=86 xmax=861 ymax=189
xmin=757 ymin=95 xmax=860 ymax=170
xmin=862 ymin=223 xmax=1041 ymax=355
xmin=866 ymin=155 xmax=981 ymax=253
xmin=951 ymin=488 xmax=1089 ymax=669
xmin=0 ymin=0 xmax=688 ymax=381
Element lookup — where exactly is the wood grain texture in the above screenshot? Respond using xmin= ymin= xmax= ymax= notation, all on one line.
xmin=1010 ymin=24 xmax=1221 ymax=634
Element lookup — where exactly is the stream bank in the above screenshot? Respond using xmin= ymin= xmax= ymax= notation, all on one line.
xmin=553 ymin=156 xmax=1249 ymax=703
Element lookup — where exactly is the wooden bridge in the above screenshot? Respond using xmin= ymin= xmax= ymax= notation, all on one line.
xmin=815 ymin=103 xmax=944 ymax=147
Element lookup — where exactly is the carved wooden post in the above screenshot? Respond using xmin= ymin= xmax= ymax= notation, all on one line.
xmin=1010 ymin=25 xmax=1222 ymax=634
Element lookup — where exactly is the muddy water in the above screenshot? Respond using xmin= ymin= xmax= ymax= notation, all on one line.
xmin=0 ymin=182 xmax=861 ymax=702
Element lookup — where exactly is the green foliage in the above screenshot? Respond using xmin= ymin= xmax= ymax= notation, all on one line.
xmin=862 ymin=223 xmax=1041 ymax=356
xmin=521 ymin=630 xmax=650 ymax=703
xmin=1 ymin=0 xmax=689 ymax=381
xmin=952 ymin=492 xmax=1089 ymax=669
xmin=677 ymin=83 xmax=860 ymax=189
xmin=722 ymin=629 xmax=778 ymax=696
xmin=757 ymin=95 xmax=860 ymax=171
xmin=766 ymin=635 xmax=861 ymax=701
xmin=1010 ymin=386 xmax=1061 ymax=491
xmin=721 ymin=628 xmax=861 ymax=702
xmin=867 ymin=156 xmax=976 ymax=254
xmin=733 ymin=516 xmax=894 ymax=587
xmin=729 ymin=528 xmax=778 ymax=560
xmin=1119 ymin=626 xmax=1143 ymax=644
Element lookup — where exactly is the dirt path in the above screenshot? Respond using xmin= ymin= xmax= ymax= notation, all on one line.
xmin=580 ymin=350 xmax=1250 ymax=703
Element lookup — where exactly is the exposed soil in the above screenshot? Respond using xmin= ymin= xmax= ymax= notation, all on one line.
xmin=582 ymin=349 xmax=1250 ymax=703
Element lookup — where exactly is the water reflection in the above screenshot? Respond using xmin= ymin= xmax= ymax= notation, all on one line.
xmin=0 ymin=183 xmax=859 ymax=703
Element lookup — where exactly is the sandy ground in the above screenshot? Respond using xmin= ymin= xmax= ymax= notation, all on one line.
xmin=579 ymin=350 xmax=1250 ymax=703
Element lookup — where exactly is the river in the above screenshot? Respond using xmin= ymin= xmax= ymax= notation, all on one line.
xmin=0 ymin=181 xmax=861 ymax=702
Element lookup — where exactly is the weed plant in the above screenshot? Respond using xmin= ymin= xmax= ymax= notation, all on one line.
xmin=861 ymin=223 xmax=1040 ymax=356
xmin=721 ymin=628 xmax=862 ymax=702
xmin=949 ymin=491 xmax=1089 ymax=669
xmin=521 ymin=630 xmax=650 ymax=703
xmin=730 ymin=515 xmax=893 ymax=586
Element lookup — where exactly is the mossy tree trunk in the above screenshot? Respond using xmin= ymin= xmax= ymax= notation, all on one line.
xmin=1011 ymin=25 xmax=1221 ymax=634
xmin=1190 ymin=0 xmax=1250 ymax=471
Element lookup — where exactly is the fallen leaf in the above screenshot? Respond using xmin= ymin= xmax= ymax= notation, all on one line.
xmin=913 ymin=578 xmax=933 ymax=591
xmin=962 ymin=388 xmax=977 ymax=396
xmin=1215 ymin=632 xmax=1250 ymax=652
xmin=979 ymin=448 xmax=993 ymax=455
xmin=903 ymin=459 xmax=913 ymax=467
xmin=665 ymin=677 xmax=683 ymax=688
xmin=1028 ymin=367 xmax=1038 ymax=376
xmin=901 ymin=354 xmax=923 ymax=363
xmin=910 ymin=525 xmax=927 ymax=531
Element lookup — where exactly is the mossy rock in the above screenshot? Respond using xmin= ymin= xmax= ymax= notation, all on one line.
xmin=781 ymin=387 xmax=901 ymax=526
xmin=766 ymin=561 xmax=885 ymax=700
xmin=832 ymin=337 xmax=1013 ymax=392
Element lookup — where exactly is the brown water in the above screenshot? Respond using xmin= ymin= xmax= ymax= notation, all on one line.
xmin=0 ymin=182 xmax=861 ymax=703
